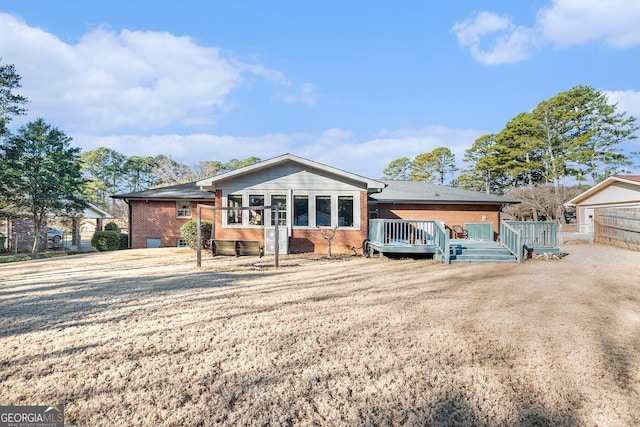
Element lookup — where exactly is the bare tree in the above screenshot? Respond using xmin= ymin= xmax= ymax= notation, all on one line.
xmin=317 ymin=226 xmax=338 ymax=258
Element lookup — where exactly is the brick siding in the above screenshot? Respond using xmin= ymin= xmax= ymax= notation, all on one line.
xmin=129 ymin=200 xmax=215 ymax=248
xmin=377 ymin=203 xmax=502 ymax=240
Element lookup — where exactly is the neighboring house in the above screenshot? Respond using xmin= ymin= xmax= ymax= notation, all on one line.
xmin=564 ymin=175 xmax=640 ymax=233
xmin=113 ymin=153 xmax=519 ymax=254
xmin=1 ymin=202 xmax=113 ymax=252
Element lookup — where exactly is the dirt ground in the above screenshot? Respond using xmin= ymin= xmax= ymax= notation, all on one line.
xmin=1 ymin=243 xmax=639 ymax=426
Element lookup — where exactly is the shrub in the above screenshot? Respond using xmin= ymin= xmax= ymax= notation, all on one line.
xmin=180 ymin=220 xmax=213 ymax=249
xmin=104 ymin=221 xmax=120 ymax=232
xmin=119 ymin=233 xmax=129 ymax=249
xmin=92 ymin=231 xmax=128 ymax=251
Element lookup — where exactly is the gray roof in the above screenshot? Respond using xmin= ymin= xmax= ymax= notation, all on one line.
xmin=111 ymin=182 xmax=215 ymax=200
xmin=371 ymin=180 xmax=519 ymax=205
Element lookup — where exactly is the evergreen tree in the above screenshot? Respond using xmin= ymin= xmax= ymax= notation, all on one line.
xmin=0 ymin=118 xmax=86 ymax=253
xmin=382 ymin=157 xmax=412 ymax=180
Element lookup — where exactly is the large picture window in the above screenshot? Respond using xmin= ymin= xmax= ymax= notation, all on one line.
xmin=315 ymin=196 xmax=332 ymax=227
xmin=293 ymin=196 xmax=309 ymax=226
xmin=227 ymin=195 xmax=242 ymax=225
xmin=338 ymin=196 xmax=354 ymax=227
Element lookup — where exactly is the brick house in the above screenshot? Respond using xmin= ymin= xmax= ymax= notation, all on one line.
xmin=113 ymin=154 xmax=518 ymax=254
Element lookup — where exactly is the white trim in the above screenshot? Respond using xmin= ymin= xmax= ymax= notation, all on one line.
xmin=197 ymin=153 xmax=385 ymax=191
xmin=221 ymin=189 xmax=361 ymax=230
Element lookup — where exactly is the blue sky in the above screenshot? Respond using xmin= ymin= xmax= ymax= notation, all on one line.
xmin=1 ymin=1 xmax=639 ymax=179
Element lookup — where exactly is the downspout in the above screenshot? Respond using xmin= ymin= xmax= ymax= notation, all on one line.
xmin=125 ymin=199 xmax=132 ymax=248
xmin=287 ymin=188 xmax=293 ymax=237
xmin=498 ymin=205 xmax=504 ymax=242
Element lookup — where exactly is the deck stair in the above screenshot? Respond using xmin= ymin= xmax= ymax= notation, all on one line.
xmin=450 ymin=240 xmax=518 ymax=263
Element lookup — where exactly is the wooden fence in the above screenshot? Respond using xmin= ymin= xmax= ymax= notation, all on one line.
xmin=594 ymin=207 xmax=640 ymax=251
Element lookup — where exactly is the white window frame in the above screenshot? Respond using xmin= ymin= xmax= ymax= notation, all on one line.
xmin=176 ymin=201 xmax=192 ymax=218
xmin=221 ymin=190 xmax=361 ymax=230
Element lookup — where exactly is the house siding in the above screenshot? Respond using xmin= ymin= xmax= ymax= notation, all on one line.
xmin=378 ymin=203 xmax=502 ymax=240
xmin=129 ymin=200 xmax=215 ymax=249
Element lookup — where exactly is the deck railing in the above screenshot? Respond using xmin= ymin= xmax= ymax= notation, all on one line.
xmin=368 ymin=219 xmax=449 ymax=262
xmin=506 ymin=221 xmax=557 ymax=249
xmin=433 ymin=221 xmax=450 ymax=263
xmin=369 ymin=219 xmax=437 ymax=246
xmin=500 ymin=222 xmax=523 ymax=263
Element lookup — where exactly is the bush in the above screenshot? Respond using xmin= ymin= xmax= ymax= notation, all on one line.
xmin=104 ymin=221 xmax=120 ymax=232
xmin=180 ymin=220 xmax=213 ymax=249
xmin=119 ymin=233 xmax=129 ymax=249
xmin=92 ymin=231 xmax=128 ymax=251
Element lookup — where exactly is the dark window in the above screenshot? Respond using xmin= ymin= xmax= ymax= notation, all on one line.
xmin=294 ymin=196 xmax=309 ymax=226
xmin=338 ymin=196 xmax=354 ymax=227
xmin=315 ymin=196 xmax=331 ymax=227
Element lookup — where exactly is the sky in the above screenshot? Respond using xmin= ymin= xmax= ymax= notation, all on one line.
xmin=1 ymin=0 xmax=640 ymax=179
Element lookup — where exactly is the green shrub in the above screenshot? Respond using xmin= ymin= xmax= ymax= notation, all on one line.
xmin=104 ymin=221 xmax=120 ymax=232
xmin=180 ymin=220 xmax=213 ymax=249
xmin=92 ymin=231 xmax=126 ymax=251
xmin=119 ymin=233 xmax=129 ymax=249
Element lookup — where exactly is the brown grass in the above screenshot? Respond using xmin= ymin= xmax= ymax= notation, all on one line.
xmin=1 ymin=244 xmax=639 ymax=426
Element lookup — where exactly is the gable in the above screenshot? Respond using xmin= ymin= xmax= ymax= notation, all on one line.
xmin=202 ymin=163 xmax=369 ymax=193
xmin=573 ymin=181 xmax=640 ymax=207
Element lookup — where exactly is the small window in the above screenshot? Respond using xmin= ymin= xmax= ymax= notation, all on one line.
xmin=338 ymin=196 xmax=354 ymax=227
xmin=249 ymin=195 xmax=264 ymax=225
xmin=176 ymin=201 xmax=192 ymax=218
xmin=227 ymin=195 xmax=242 ymax=225
xmin=316 ymin=196 xmax=332 ymax=227
xmin=176 ymin=238 xmax=187 ymax=248
xmin=294 ymin=196 xmax=309 ymax=226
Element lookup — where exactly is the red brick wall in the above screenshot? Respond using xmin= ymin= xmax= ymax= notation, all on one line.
xmin=129 ymin=200 xmax=215 ymax=248
xmin=378 ymin=203 xmax=502 ymax=240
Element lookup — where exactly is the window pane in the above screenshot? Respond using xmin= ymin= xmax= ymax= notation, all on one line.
xmin=315 ymin=196 xmax=331 ymax=227
xmin=176 ymin=201 xmax=192 ymax=218
xmin=338 ymin=196 xmax=354 ymax=227
xmin=271 ymin=195 xmax=287 ymax=226
xmin=293 ymin=196 xmax=309 ymax=226
xmin=249 ymin=195 xmax=264 ymax=225
xmin=227 ymin=195 xmax=242 ymax=225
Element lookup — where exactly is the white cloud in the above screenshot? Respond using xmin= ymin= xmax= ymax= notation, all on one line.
xmin=454 ymin=1 xmax=640 ymax=64
xmin=74 ymin=126 xmax=485 ymax=179
xmin=605 ymin=90 xmax=640 ymax=121
xmin=451 ymin=12 xmax=536 ymax=65
xmin=0 ymin=13 xmax=310 ymax=133
xmin=281 ymin=83 xmax=319 ymax=105
xmin=538 ymin=0 xmax=640 ymax=48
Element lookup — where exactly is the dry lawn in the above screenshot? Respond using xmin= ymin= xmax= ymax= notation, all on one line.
xmin=1 ymin=244 xmax=639 ymax=426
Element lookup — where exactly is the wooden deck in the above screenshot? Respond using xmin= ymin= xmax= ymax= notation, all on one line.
xmin=365 ymin=219 xmax=560 ymax=263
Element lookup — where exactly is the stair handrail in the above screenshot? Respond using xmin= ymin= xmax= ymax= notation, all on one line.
xmin=500 ymin=222 xmax=523 ymax=263
xmin=433 ymin=221 xmax=450 ymax=264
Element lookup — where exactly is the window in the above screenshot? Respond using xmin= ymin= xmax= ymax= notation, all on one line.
xmin=249 ymin=195 xmax=264 ymax=225
xmin=338 ymin=196 xmax=354 ymax=227
xmin=176 ymin=201 xmax=192 ymax=218
xmin=176 ymin=238 xmax=187 ymax=248
xmin=315 ymin=196 xmax=332 ymax=226
xmin=293 ymin=196 xmax=309 ymax=226
xmin=227 ymin=195 xmax=242 ymax=225
xmin=271 ymin=195 xmax=287 ymax=226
